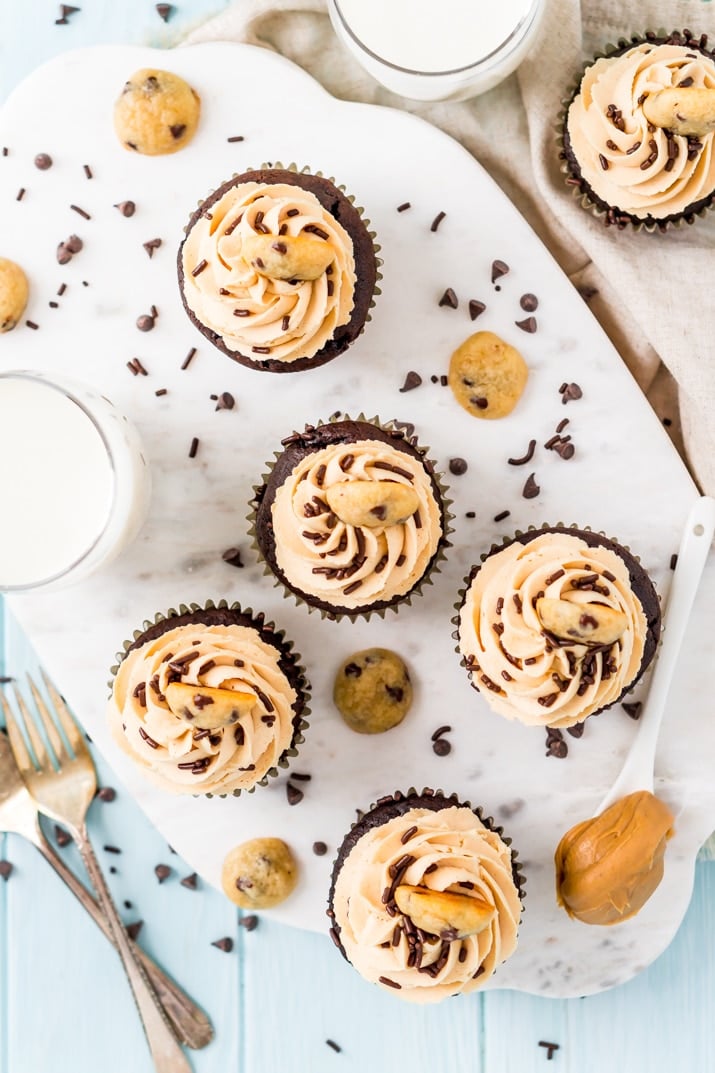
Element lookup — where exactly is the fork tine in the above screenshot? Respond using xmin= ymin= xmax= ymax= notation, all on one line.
xmin=13 ymin=683 xmax=54 ymax=770
xmin=40 ymin=669 xmax=87 ymax=758
xmin=1 ymin=690 xmax=37 ymax=777
xmin=27 ymin=674 xmax=68 ymax=763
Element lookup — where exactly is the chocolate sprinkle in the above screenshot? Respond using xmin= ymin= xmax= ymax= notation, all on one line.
xmin=192 ymin=259 xmax=208 ymax=278
xmin=508 ymin=439 xmax=536 ymax=466
xmin=670 ymin=553 xmax=678 ymax=571
xmin=396 ymin=202 xmax=411 ymax=212
xmin=438 ymin=287 xmax=458 ymax=309
xmin=16 ymin=188 xmax=25 ymax=202
xmin=400 ymin=370 xmax=422 ymax=392
xmin=522 ymin=473 xmax=540 ymax=499
xmin=469 ymin=299 xmax=486 ymax=321
xmin=326 ymin=1040 xmax=342 ymax=1053
xmin=138 ymin=727 xmax=159 ymax=749
xmin=188 ymin=436 xmax=199 ymax=459
xmin=494 ymin=509 xmax=510 ymax=522
xmin=70 ymin=204 xmax=90 ymax=220
xmin=181 ymin=347 xmax=196 ymax=370
xmin=378 ymin=976 xmax=401 ymax=989
xmin=430 ymin=211 xmax=446 ymax=232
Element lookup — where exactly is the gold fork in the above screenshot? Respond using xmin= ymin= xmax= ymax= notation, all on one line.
xmin=3 ymin=672 xmax=193 ymax=1073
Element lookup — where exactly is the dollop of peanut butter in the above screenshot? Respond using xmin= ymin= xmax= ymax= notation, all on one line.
xmin=554 ymin=791 xmax=674 ymax=926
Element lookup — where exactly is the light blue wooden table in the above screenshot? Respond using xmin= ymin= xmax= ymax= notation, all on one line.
xmin=1 ymin=4 xmax=714 ymax=1070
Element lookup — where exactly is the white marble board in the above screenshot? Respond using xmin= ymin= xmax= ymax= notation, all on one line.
xmin=1 ymin=43 xmax=713 ymax=999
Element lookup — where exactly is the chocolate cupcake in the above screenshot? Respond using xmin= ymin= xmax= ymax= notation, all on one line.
xmin=178 ymin=166 xmax=380 ymax=372
xmin=250 ymin=417 xmax=450 ymax=618
xmin=456 ymin=526 xmax=661 ymax=730
xmin=327 ymin=790 xmax=524 ymax=1003
xmin=560 ymin=30 xmax=715 ymax=230
xmin=107 ymin=600 xmax=309 ymax=796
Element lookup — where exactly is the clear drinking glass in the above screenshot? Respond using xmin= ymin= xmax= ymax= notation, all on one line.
xmin=328 ymin=0 xmax=545 ymax=102
xmin=0 ymin=370 xmax=151 ymax=592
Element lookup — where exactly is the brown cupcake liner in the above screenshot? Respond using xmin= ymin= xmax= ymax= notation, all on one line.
xmin=109 ymin=598 xmax=311 ymax=798
xmin=247 ymin=413 xmax=454 ymax=622
xmin=178 ymin=162 xmax=382 ymax=372
xmin=451 ymin=522 xmax=662 ymax=726
xmin=327 ymin=787 xmax=526 ymax=964
xmin=556 ymin=29 xmax=715 ymax=233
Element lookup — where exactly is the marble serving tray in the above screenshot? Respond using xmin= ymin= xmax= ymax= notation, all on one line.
xmin=1 ymin=42 xmax=713 ymax=999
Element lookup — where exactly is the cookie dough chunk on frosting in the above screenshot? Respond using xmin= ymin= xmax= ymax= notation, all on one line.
xmin=566 ymin=41 xmax=715 ymax=219
xmin=108 ymin=614 xmax=304 ymax=795
xmin=180 ymin=180 xmax=356 ymax=365
xmin=329 ymin=795 xmax=522 ymax=1003
xmin=458 ymin=529 xmax=660 ymax=729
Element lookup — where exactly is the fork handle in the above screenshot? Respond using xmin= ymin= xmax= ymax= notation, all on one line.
xmin=72 ymin=823 xmax=194 ymax=1073
xmin=31 ymin=822 xmax=212 ymax=1050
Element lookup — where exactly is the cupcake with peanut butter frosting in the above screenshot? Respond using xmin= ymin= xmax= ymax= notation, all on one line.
xmin=327 ymin=790 xmax=524 ymax=1003
xmin=251 ymin=417 xmax=450 ymax=618
xmin=107 ymin=601 xmax=309 ymax=796
xmin=456 ymin=526 xmax=661 ymax=730
xmin=561 ymin=30 xmax=715 ymax=229
xmin=178 ymin=167 xmax=379 ymax=372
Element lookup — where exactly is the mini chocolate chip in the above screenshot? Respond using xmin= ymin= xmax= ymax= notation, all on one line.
xmin=154 ymin=864 xmax=171 ymax=883
xmin=156 ymin=2 xmax=172 ymax=20
xmin=344 ymin=662 xmax=362 ymax=678
xmin=215 ymin=391 xmax=235 ymax=411
xmin=211 ymin=937 xmax=234 ymax=952
xmin=561 ymin=382 xmax=583 ymax=404
xmin=55 ymin=825 xmax=72 ymax=847
xmin=34 ymin=153 xmax=52 ymax=170
xmin=286 ymin=783 xmax=304 ymax=806
xmin=180 ymin=873 xmax=198 ymax=890
xmin=170 ymin=124 xmax=186 ymax=140
xmin=491 ymin=259 xmax=509 ymax=283
xmin=312 ymin=841 xmax=328 ymax=856
xmin=399 ymin=370 xmax=422 ymax=392
xmin=222 ymin=547 xmax=244 ymax=568
xmin=448 ymin=457 xmax=468 ymax=475
xmin=127 ymin=921 xmax=144 ymax=941
xmin=0 ymin=860 xmax=13 ymax=881
xmin=520 ymin=293 xmax=538 ymax=312
xmin=522 ymin=473 xmax=540 ymax=499
xmin=97 ymin=786 xmax=116 ymax=802
xmin=115 ymin=200 xmax=136 ymax=217
xmin=438 ymin=287 xmax=458 ymax=309
xmin=468 ymin=299 xmax=486 ymax=321
xmin=239 ymin=914 xmax=259 ymax=931
xmin=136 ymin=313 xmax=155 ymax=332
xmin=433 ymin=738 xmax=451 ymax=757
xmin=622 ymin=701 xmax=642 ymax=720
xmin=515 ymin=316 xmax=537 ymax=333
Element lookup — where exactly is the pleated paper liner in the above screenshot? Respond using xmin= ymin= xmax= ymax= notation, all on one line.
xmin=108 ymin=599 xmax=311 ymax=798
xmin=247 ymin=413 xmax=454 ymax=621
xmin=326 ymin=787 xmax=526 ymax=986
xmin=451 ymin=523 xmax=662 ymax=730
xmin=177 ymin=161 xmax=382 ymax=373
xmin=556 ymin=29 xmax=715 ymax=233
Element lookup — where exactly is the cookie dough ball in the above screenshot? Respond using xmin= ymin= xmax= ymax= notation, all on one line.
xmin=0 ymin=258 xmax=28 ymax=332
xmin=221 ymin=837 xmax=298 ymax=909
xmin=448 ymin=330 xmax=528 ymax=419
xmin=114 ymin=68 xmax=200 ymax=156
xmin=333 ymin=648 xmax=413 ymax=734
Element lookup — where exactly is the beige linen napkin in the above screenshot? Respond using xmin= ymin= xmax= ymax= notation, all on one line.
xmin=184 ymin=0 xmax=715 ymax=489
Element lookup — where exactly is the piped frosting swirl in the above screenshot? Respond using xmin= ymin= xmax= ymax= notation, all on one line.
xmin=108 ymin=622 xmax=299 ymax=794
xmin=181 ymin=181 xmax=356 ymax=362
xmin=458 ymin=532 xmax=648 ymax=728
xmin=331 ymin=805 xmax=521 ymax=1003
xmin=567 ymin=42 xmax=715 ymax=219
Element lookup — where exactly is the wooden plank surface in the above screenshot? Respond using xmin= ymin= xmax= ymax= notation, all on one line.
xmin=1 ymin=3 xmax=715 ymax=1071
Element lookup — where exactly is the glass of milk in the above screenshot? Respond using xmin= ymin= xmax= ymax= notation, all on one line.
xmin=328 ymin=0 xmax=545 ymax=101
xmin=0 ymin=371 xmax=151 ymax=592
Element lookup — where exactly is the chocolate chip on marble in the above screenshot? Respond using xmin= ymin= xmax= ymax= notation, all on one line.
xmin=448 ymin=457 xmax=468 ymax=475
xmin=136 ymin=312 xmax=155 ymax=332
xmin=312 ymin=841 xmax=328 ymax=856
xmin=180 ymin=873 xmax=198 ymax=890
xmin=0 ymin=860 xmax=14 ymax=881
xmin=491 ymin=259 xmax=509 ymax=284
xmin=286 ymin=783 xmax=304 ymax=806
xmin=222 ymin=547 xmax=244 ymax=568
xmin=522 ymin=473 xmax=540 ymax=499
xmin=622 ymin=702 xmax=642 ymax=720
xmin=566 ymin=722 xmax=585 ymax=738
xmin=433 ymin=737 xmax=451 ymax=757
xmin=438 ymin=287 xmax=458 ymax=309
xmin=215 ymin=391 xmax=236 ymax=411
xmin=34 ymin=153 xmax=53 ymax=170
xmin=126 ymin=921 xmax=144 ymax=940
xmin=156 ymin=2 xmax=172 ymax=20
xmin=211 ymin=937 xmax=234 ymax=952
xmin=468 ymin=299 xmax=486 ymax=321
xmin=97 ymin=786 xmax=116 ymax=802
xmin=239 ymin=914 xmax=259 ymax=931
xmin=399 ymin=370 xmax=422 ymax=392
xmin=143 ymin=238 xmax=162 ymax=258
xmin=115 ymin=200 xmax=136 ymax=217
xmin=154 ymin=864 xmax=171 ymax=883
xmin=520 ymin=293 xmax=538 ymax=312
xmin=560 ymin=382 xmax=583 ymax=404
xmin=515 ymin=316 xmax=537 ymax=333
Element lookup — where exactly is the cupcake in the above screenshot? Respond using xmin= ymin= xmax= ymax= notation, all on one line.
xmin=561 ymin=30 xmax=715 ymax=229
xmin=107 ymin=601 xmax=309 ymax=796
xmin=327 ymin=790 xmax=524 ymax=1003
xmin=456 ymin=526 xmax=661 ymax=729
xmin=251 ymin=417 xmax=450 ymax=618
xmin=177 ymin=166 xmax=379 ymax=372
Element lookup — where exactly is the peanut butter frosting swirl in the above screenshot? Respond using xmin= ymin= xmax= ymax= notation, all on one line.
xmin=567 ymin=43 xmax=715 ymax=218
xmin=270 ymin=439 xmax=442 ymax=609
xmin=555 ymin=791 xmax=675 ymax=925
xmin=458 ymin=533 xmax=647 ymax=729
xmin=181 ymin=182 xmax=356 ymax=362
xmin=108 ymin=623 xmax=297 ymax=795
xmin=332 ymin=806 xmax=521 ymax=1003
